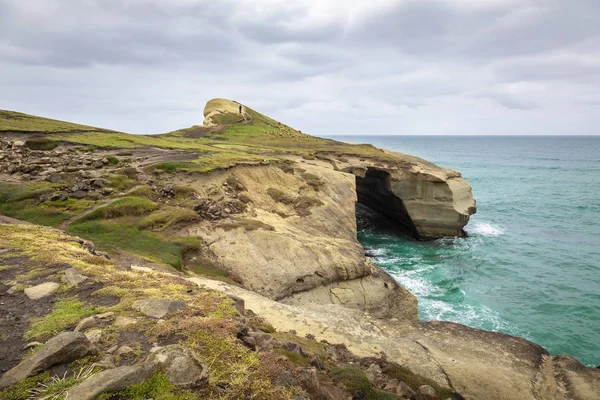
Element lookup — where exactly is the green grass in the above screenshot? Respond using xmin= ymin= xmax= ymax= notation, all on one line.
xmin=97 ymin=373 xmax=201 ymax=400
xmin=0 ymin=199 xmax=71 ymax=226
xmin=26 ymin=299 xmax=100 ymax=340
xmin=382 ymin=362 xmax=453 ymax=398
xmin=107 ymin=174 xmax=137 ymax=192
xmin=0 ymin=182 xmax=55 ymax=204
xmin=188 ymin=263 xmax=232 ymax=282
xmin=0 ymin=109 xmax=112 ymax=133
xmin=24 ymin=138 xmax=58 ymax=150
xmin=80 ymin=196 xmax=157 ymax=221
xmin=0 ymin=372 xmax=50 ymax=400
xmin=137 ymin=208 xmax=199 ymax=231
xmin=67 ymin=221 xmax=194 ymax=269
xmin=331 ymin=367 xmax=398 ymax=400
xmin=106 ymin=155 xmax=119 ymax=165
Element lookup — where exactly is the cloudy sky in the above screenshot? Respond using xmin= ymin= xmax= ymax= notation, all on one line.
xmin=1 ymin=0 xmax=599 ymax=135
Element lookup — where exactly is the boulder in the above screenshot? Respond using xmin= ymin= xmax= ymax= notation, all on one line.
xmin=384 ymin=378 xmax=399 ymax=392
xmin=84 ymin=329 xmax=102 ymax=344
xmin=365 ymin=363 xmax=382 ymax=384
xmin=65 ymin=364 xmax=156 ymax=400
xmin=63 ymin=268 xmax=88 ymax=286
xmin=114 ymin=316 xmax=137 ymax=328
xmin=397 ymin=381 xmax=417 ymax=399
xmin=149 ymin=345 xmax=208 ymax=388
xmin=418 ymin=385 xmax=437 ymax=398
xmin=132 ymin=299 xmax=187 ymax=318
xmin=24 ymin=282 xmax=59 ymax=300
xmin=74 ymin=316 xmax=97 ymax=332
xmin=0 ymin=332 xmax=96 ymax=389
xmin=248 ymin=332 xmax=273 ymax=352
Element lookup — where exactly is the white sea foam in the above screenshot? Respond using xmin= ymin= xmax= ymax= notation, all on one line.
xmin=390 ymin=271 xmax=436 ymax=296
xmin=468 ymin=221 xmax=505 ymax=237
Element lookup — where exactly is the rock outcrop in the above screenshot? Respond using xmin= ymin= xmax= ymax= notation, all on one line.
xmin=0 ymin=332 xmax=97 ymax=389
xmin=189 ymin=276 xmax=600 ymax=400
xmin=340 ymin=151 xmax=476 ymax=239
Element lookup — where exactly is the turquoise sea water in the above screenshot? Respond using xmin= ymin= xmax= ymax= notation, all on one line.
xmin=329 ymin=135 xmax=600 ymax=367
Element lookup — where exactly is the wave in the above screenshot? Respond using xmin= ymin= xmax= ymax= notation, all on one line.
xmin=467 ymin=221 xmax=505 ymax=237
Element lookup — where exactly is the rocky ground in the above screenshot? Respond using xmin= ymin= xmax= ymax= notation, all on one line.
xmin=0 ymin=222 xmax=458 ymax=400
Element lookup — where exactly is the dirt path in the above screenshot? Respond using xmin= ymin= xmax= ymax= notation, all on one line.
xmin=57 ymin=184 xmax=144 ymax=230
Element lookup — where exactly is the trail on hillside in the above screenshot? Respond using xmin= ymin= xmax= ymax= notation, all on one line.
xmin=57 ymin=184 xmax=145 ymax=230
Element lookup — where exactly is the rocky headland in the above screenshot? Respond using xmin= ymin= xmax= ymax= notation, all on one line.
xmin=0 ymin=100 xmax=597 ymax=399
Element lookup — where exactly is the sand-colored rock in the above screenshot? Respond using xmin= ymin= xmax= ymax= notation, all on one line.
xmin=340 ymin=152 xmax=476 ymax=239
xmin=189 ymin=276 xmax=600 ymax=400
xmin=132 ymin=299 xmax=187 ymax=318
xmin=24 ymin=282 xmax=59 ymax=300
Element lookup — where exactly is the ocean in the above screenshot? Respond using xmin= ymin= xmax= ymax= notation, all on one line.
xmin=327 ymin=135 xmax=600 ymax=367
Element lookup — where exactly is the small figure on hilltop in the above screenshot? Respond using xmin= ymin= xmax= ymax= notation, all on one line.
xmin=239 ymin=104 xmax=242 ymax=114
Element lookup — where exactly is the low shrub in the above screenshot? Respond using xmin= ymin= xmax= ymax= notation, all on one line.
xmin=25 ymin=138 xmax=58 ymax=151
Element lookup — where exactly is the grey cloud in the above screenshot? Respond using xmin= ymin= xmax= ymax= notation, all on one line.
xmin=0 ymin=0 xmax=599 ymax=135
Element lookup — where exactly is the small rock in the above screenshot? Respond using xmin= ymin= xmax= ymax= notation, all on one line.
xmin=85 ymin=329 xmax=102 ymax=344
xmin=73 ymin=190 xmax=87 ymax=199
xmin=248 ymin=332 xmax=273 ymax=352
xmin=95 ymin=354 xmax=116 ymax=369
xmin=65 ymin=364 xmax=156 ymax=400
xmin=63 ymin=267 xmax=88 ymax=286
xmin=114 ymin=316 xmax=137 ymax=328
xmin=397 ymin=381 xmax=417 ymax=399
xmin=95 ymin=250 xmax=110 ymax=259
xmin=365 ymin=363 xmax=382 ymax=383
xmin=106 ymin=345 xmax=119 ymax=354
xmin=96 ymin=312 xmax=114 ymax=319
xmin=227 ymin=294 xmax=245 ymax=314
xmin=418 ymin=385 xmax=437 ymax=398
xmin=114 ymin=345 xmax=135 ymax=357
xmin=274 ymin=371 xmax=298 ymax=388
xmin=75 ymin=316 xmax=97 ymax=332
xmin=132 ymin=299 xmax=187 ymax=319
xmin=235 ymin=324 xmax=249 ymax=338
xmin=241 ymin=335 xmax=256 ymax=350
xmin=39 ymin=192 xmax=52 ymax=202
xmin=7 ymin=285 xmax=19 ymax=295
xmin=48 ymin=173 xmax=62 ymax=183
xmin=0 ymin=332 xmax=97 ymax=389
xmin=384 ymin=378 xmax=399 ymax=392
xmin=310 ymin=355 xmax=324 ymax=370
xmin=149 ymin=345 xmax=208 ymax=389
xmin=24 ymin=282 xmax=59 ymax=300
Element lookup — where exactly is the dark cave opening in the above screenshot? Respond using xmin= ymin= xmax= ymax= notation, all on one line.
xmin=355 ymin=168 xmax=418 ymax=239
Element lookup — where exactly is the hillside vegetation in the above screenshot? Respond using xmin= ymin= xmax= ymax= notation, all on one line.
xmin=0 ymin=110 xmax=114 ymax=134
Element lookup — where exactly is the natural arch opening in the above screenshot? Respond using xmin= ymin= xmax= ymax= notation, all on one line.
xmin=355 ymin=168 xmax=418 ymax=238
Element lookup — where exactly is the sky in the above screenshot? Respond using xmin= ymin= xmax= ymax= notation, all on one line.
xmin=1 ymin=0 xmax=600 ymax=136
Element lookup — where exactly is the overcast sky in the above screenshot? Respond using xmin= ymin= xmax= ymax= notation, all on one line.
xmin=1 ymin=0 xmax=600 ymax=135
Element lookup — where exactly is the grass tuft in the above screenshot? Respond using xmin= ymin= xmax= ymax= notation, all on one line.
xmin=331 ymin=367 xmax=397 ymax=400
xmin=26 ymin=299 xmax=100 ymax=340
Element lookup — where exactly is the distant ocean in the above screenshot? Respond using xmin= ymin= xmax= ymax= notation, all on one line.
xmin=325 ymin=135 xmax=600 ymax=367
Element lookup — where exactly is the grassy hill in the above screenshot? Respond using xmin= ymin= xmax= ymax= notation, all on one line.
xmin=0 ymin=110 xmax=115 ymax=134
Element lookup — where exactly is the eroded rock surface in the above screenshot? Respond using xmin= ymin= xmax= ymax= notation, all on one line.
xmin=189 ymin=276 xmax=600 ymax=400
